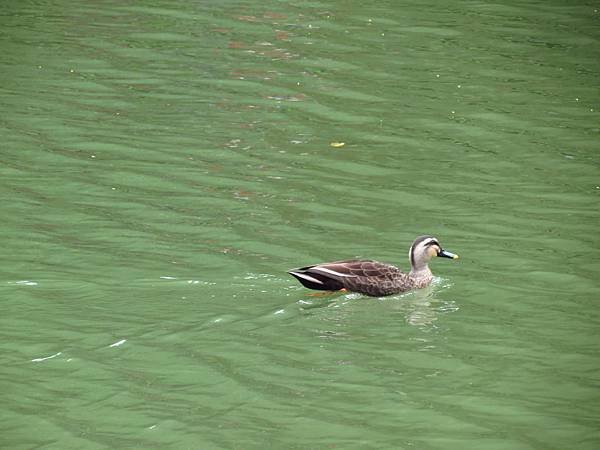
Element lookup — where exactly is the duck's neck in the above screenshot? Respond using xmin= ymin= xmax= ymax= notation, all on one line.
xmin=409 ymin=264 xmax=432 ymax=280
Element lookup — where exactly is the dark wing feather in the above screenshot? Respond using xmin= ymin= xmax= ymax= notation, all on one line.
xmin=287 ymin=268 xmax=345 ymax=291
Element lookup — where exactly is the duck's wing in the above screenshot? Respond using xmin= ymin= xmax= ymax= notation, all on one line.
xmin=288 ymin=259 xmax=404 ymax=294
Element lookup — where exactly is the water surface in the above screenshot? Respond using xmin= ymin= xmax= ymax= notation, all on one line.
xmin=1 ymin=1 xmax=599 ymax=449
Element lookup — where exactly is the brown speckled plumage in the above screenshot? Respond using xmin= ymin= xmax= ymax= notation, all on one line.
xmin=288 ymin=235 xmax=458 ymax=297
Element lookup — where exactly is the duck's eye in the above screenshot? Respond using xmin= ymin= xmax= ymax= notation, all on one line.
xmin=425 ymin=241 xmax=440 ymax=247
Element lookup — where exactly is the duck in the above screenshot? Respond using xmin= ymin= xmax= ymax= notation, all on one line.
xmin=288 ymin=235 xmax=458 ymax=297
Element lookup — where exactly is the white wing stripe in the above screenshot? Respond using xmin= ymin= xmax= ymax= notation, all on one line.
xmin=312 ymin=267 xmax=357 ymax=278
xmin=293 ymin=272 xmax=324 ymax=285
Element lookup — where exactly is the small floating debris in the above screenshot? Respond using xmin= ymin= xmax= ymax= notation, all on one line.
xmin=274 ymin=309 xmax=285 ymax=315
xmin=330 ymin=142 xmax=345 ymax=148
xmin=32 ymin=351 xmax=62 ymax=362
xmin=109 ymin=339 xmax=126 ymax=348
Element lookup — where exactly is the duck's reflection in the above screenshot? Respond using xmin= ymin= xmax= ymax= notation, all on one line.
xmin=299 ymin=280 xmax=458 ymax=333
xmin=402 ymin=286 xmax=439 ymax=327
xmin=386 ymin=283 xmax=458 ymax=327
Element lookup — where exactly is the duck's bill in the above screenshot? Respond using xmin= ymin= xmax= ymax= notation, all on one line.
xmin=438 ymin=249 xmax=459 ymax=259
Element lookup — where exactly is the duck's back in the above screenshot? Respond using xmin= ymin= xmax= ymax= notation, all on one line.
xmin=340 ymin=260 xmax=413 ymax=296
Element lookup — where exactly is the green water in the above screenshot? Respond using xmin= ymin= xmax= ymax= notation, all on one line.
xmin=1 ymin=1 xmax=599 ymax=448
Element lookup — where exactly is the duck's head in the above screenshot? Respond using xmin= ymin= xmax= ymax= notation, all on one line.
xmin=409 ymin=235 xmax=458 ymax=270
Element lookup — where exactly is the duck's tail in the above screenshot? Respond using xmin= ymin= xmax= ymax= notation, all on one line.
xmin=288 ymin=266 xmax=345 ymax=291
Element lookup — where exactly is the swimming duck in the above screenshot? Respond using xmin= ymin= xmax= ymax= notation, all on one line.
xmin=288 ymin=235 xmax=458 ymax=297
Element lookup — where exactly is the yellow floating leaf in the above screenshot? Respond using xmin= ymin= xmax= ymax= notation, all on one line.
xmin=330 ymin=142 xmax=345 ymax=148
